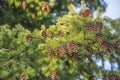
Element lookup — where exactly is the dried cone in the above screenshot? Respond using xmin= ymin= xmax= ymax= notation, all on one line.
xmin=54 ymin=48 xmax=59 ymax=58
xmin=26 ymin=35 xmax=32 ymax=42
xmin=94 ymin=22 xmax=103 ymax=33
xmin=46 ymin=2 xmax=51 ymax=13
xmin=58 ymin=44 xmax=67 ymax=56
xmin=85 ymin=22 xmax=94 ymax=32
xmin=19 ymin=73 xmax=25 ymax=80
xmin=58 ymin=30 xmax=64 ymax=37
xmin=41 ymin=31 xmax=46 ymax=38
xmin=51 ymin=70 xmax=57 ymax=80
xmin=42 ymin=2 xmax=51 ymax=13
xmin=46 ymin=30 xmax=53 ymax=38
xmin=67 ymin=40 xmax=78 ymax=56
xmin=96 ymin=33 xmax=103 ymax=43
xmin=42 ymin=2 xmax=46 ymax=11
xmin=79 ymin=9 xmax=92 ymax=17
xmin=32 ymin=13 xmax=36 ymax=19
xmin=46 ymin=46 xmax=53 ymax=56
xmin=22 ymin=1 xmax=27 ymax=9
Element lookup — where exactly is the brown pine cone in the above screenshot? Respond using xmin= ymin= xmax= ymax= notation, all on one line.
xmin=54 ymin=48 xmax=59 ymax=58
xmin=96 ymin=33 xmax=103 ymax=43
xmin=46 ymin=46 xmax=53 ymax=56
xmin=83 ymin=9 xmax=92 ymax=17
xmin=79 ymin=9 xmax=92 ymax=17
xmin=46 ymin=30 xmax=53 ymax=38
xmin=41 ymin=2 xmax=46 ymax=11
xmin=85 ymin=22 xmax=94 ymax=32
xmin=46 ymin=3 xmax=51 ymax=13
xmin=58 ymin=44 xmax=67 ymax=56
xmin=51 ymin=70 xmax=57 ymax=80
xmin=42 ymin=2 xmax=51 ymax=13
xmin=22 ymin=1 xmax=27 ymax=9
xmin=67 ymin=40 xmax=78 ymax=56
xmin=26 ymin=35 xmax=32 ymax=42
xmin=94 ymin=22 xmax=103 ymax=33
xmin=19 ymin=73 xmax=25 ymax=80
xmin=58 ymin=30 xmax=64 ymax=37
xmin=41 ymin=31 xmax=46 ymax=38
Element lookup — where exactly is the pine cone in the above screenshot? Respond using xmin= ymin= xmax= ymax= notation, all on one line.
xmin=42 ymin=2 xmax=51 ymax=13
xmin=41 ymin=31 xmax=46 ymax=38
xmin=85 ymin=22 xmax=94 ymax=32
xmin=26 ymin=35 xmax=32 ymax=42
xmin=94 ymin=22 xmax=103 ymax=33
xmin=22 ymin=1 xmax=27 ymax=9
xmin=51 ymin=70 xmax=57 ymax=80
xmin=46 ymin=46 xmax=53 ymax=56
xmin=54 ymin=48 xmax=59 ymax=58
xmin=58 ymin=44 xmax=67 ymax=56
xmin=79 ymin=9 xmax=92 ymax=17
xmin=58 ymin=30 xmax=64 ymax=37
xmin=67 ymin=40 xmax=78 ymax=56
xmin=19 ymin=73 xmax=25 ymax=80
xmin=46 ymin=30 xmax=53 ymax=38
xmin=84 ymin=9 xmax=92 ymax=17
xmin=96 ymin=33 xmax=103 ymax=43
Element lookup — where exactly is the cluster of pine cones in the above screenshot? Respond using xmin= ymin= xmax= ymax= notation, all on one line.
xmin=85 ymin=21 xmax=120 ymax=54
xmin=79 ymin=9 xmax=92 ymax=17
xmin=46 ymin=40 xmax=78 ymax=58
xmin=41 ymin=30 xmax=64 ymax=38
xmin=96 ymin=33 xmax=120 ymax=54
xmin=22 ymin=1 xmax=51 ymax=13
xmin=103 ymin=74 xmax=120 ymax=80
xmin=85 ymin=21 xmax=103 ymax=33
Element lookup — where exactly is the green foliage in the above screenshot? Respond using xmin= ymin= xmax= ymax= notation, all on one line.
xmin=0 ymin=6 xmax=120 ymax=79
